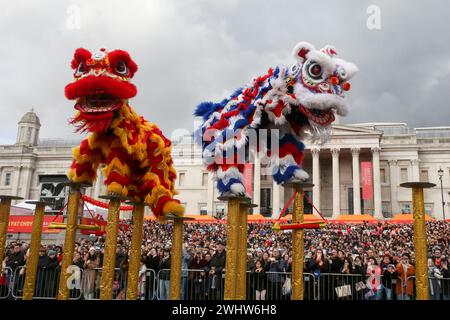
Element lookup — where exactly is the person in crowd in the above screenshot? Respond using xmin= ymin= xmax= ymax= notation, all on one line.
xmin=35 ymin=247 xmax=49 ymax=297
xmin=158 ymin=249 xmax=171 ymax=300
xmin=440 ymin=257 xmax=450 ymax=300
xmin=144 ymin=247 xmax=159 ymax=300
xmin=266 ymin=249 xmax=286 ymax=300
xmin=83 ymin=247 xmax=100 ymax=299
xmin=137 ymin=256 xmax=147 ymax=300
xmin=252 ymin=260 xmax=267 ymax=300
xmin=396 ymin=253 xmax=415 ymax=300
xmin=365 ymin=256 xmax=382 ymax=300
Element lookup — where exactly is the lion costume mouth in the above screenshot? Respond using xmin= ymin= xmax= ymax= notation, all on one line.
xmin=75 ymin=93 xmax=122 ymax=114
xmin=299 ymin=105 xmax=335 ymax=126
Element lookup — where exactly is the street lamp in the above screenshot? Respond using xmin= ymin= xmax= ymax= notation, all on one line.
xmin=438 ymin=168 xmax=445 ymax=220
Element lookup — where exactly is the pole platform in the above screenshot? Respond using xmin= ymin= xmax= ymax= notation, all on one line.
xmin=25 ymin=200 xmax=53 ymax=206
xmin=400 ymin=182 xmax=436 ymax=189
xmin=0 ymin=195 xmax=23 ymax=201
xmin=282 ymin=181 xmax=314 ymax=189
xmin=60 ymin=181 xmax=93 ymax=189
xmin=98 ymin=194 xmax=132 ymax=202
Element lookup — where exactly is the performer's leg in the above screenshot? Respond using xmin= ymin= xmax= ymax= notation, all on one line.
xmin=272 ymin=133 xmax=308 ymax=184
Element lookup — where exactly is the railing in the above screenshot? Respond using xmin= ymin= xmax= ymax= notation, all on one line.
xmin=5 ymin=267 xmax=450 ymax=300
xmin=0 ymin=267 xmax=13 ymax=299
xmin=11 ymin=266 xmax=83 ymax=300
xmin=155 ymin=269 xmax=315 ymax=300
xmin=12 ymin=266 xmax=60 ymax=299
xmin=405 ymin=276 xmax=450 ymax=300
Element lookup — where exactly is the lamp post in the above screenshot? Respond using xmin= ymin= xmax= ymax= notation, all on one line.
xmin=438 ymin=168 xmax=445 ymax=220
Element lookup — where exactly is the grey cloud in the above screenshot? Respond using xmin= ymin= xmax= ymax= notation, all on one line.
xmin=0 ymin=0 xmax=449 ymax=145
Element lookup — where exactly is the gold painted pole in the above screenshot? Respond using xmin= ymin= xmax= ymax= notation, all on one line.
xmin=236 ymin=201 xmax=254 ymax=300
xmin=0 ymin=196 xmax=23 ymax=265
xmin=401 ymin=182 xmax=435 ymax=301
xmin=292 ymin=185 xmax=305 ymax=300
xmin=223 ymin=197 xmax=240 ymax=300
xmin=169 ymin=217 xmax=183 ymax=300
xmin=282 ymin=181 xmax=313 ymax=301
xmin=126 ymin=203 xmax=145 ymax=300
xmin=23 ymin=201 xmax=48 ymax=300
xmin=99 ymin=196 xmax=122 ymax=300
xmin=412 ymin=186 xmax=428 ymax=300
xmin=57 ymin=184 xmax=83 ymax=300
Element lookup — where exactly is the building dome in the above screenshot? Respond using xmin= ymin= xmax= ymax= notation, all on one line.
xmin=19 ymin=109 xmax=41 ymax=126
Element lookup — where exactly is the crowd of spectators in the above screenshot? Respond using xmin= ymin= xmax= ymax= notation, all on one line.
xmin=1 ymin=220 xmax=450 ymax=300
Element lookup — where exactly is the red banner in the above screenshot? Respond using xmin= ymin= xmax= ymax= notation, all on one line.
xmin=243 ymin=163 xmax=254 ymax=197
xmin=79 ymin=218 xmax=129 ymax=236
xmin=361 ymin=161 xmax=373 ymax=200
xmin=80 ymin=218 xmax=107 ymax=236
xmin=7 ymin=216 xmax=64 ymax=233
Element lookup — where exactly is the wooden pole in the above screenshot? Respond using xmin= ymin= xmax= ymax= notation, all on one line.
xmin=126 ymin=203 xmax=145 ymax=300
xmin=99 ymin=195 xmax=128 ymax=300
xmin=401 ymin=182 xmax=435 ymax=300
xmin=283 ymin=182 xmax=313 ymax=300
xmin=22 ymin=201 xmax=50 ymax=300
xmin=57 ymin=183 xmax=84 ymax=300
xmin=0 ymin=195 xmax=23 ymax=266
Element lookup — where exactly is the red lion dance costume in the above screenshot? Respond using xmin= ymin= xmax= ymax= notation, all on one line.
xmin=65 ymin=47 xmax=184 ymax=217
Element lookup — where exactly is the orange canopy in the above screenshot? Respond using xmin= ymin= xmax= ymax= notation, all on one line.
xmin=281 ymin=214 xmax=324 ymax=222
xmin=332 ymin=214 xmax=378 ymax=223
xmin=390 ymin=213 xmax=434 ymax=222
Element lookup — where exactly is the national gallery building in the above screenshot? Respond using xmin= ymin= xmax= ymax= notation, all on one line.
xmin=1 ymin=111 xmax=450 ymax=219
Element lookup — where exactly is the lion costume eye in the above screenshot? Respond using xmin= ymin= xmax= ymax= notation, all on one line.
xmin=338 ymin=67 xmax=347 ymax=79
xmin=307 ymin=62 xmax=323 ymax=80
xmin=115 ymin=61 xmax=129 ymax=76
xmin=76 ymin=62 xmax=86 ymax=76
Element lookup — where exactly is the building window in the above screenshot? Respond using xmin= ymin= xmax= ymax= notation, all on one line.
xmin=202 ymin=172 xmax=208 ymax=186
xmin=400 ymin=202 xmax=411 ymax=214
xmin=382 ymin=202 xmax=390 ymax=216
xmin=425 ymin=203 xmax=433 ymax=216
xmin=178 ymin=172 xmax=185 ymax=186
xmin=420 ymin=170 xmax=429 ymax=182
xmin=215 ymin=203 xmax=225 ymax=219
xmin=4 ymin=173 xmax=11 ymax=186
xmin=400 ymin=168 xmax=408 ymax=183
xmin=199 ymin=203 xmax=207 ymax=215
xmin=380 ymin=168 xmax=386 ymax=183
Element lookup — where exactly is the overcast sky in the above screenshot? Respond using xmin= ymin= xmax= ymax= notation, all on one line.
xmin=0 ymin=0 xmax=449 ymax=145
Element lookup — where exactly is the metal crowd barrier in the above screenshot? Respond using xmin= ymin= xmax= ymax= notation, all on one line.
xmin=11 ymin=266 xmax=83 ymax=300
xmin=82 ymin=268 xmax=128 ymax=300
xmin=10 ymin=267 xmax=450 ymax=300
xmin=405 ymin=276 xmax=450 ymax=300
xmin=156 ymin=268 xmax=225 ymax=300
xmin=155 ymin=269 xmax=315 ymax=300
xmin=317 ymin=273 xmax=406 ymax=300
xmin=0 ymin=267 xmax=13 ymax=299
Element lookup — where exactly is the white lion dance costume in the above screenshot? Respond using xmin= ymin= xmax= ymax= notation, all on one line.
xmin=195 ymin=42 xmax=358 ymax=196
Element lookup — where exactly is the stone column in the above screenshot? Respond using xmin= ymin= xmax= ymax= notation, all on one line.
xmin=372 ymin=147 xmax=383 ymax=218
xmin=311 ymin=148 xmax=321 ymax=211
xmin=272 ymin=180 xmax=280 ymax=218
xmin=11 ymin=166 xmax=21 ymax=197
xmin=207 ymin=172 xmax=214 ymax=215
xmin=253 ymin=153 xmax=261 ymax=210
xmin=389 ymin=160 xmax=399 ymax=214
xmin=20 ymin=165 xmax=33 ymax=200
xmin=411 ymin=159 xmax=420 ymax=181
xmin=351 ymin=148 xmax=361 ymax=215
xmin=331 ymin=148 xmax=341 ymax=218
